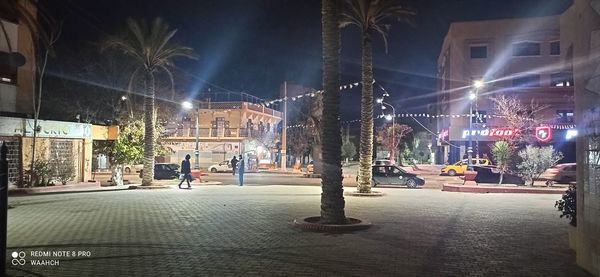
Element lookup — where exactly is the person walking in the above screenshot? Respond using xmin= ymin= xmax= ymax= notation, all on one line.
xmin=230 ymin=156 xmax=238 ymax=176
xmin=238 ymin=155 xmax=245 ymax=186
xmin=178 ymin=154 xmax=192 ymax=189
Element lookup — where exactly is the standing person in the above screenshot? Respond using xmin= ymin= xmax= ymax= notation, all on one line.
xmin=178 ymin=154 xmax=192 ymax=189
xmin=238 ymin=155 xmax=245 ymax=186
xmin=230 ymin=156 xmax=238 ymax=176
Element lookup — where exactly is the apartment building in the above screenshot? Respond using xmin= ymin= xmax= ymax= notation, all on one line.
xmin=435 ymin=16 xmax=575 ymax=164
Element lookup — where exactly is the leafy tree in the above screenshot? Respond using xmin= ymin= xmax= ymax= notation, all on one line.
xmin=376 ymin=123 xmax=412 ymax=164
xmin=491 ymin=140 xmax=513 ymax=185
xmin=341 ymin=140 xmax=357 ymax=164
xmin=103 ymin=18 xmax=196 ymax=186
xmin=320 ymin=0 xmax=346 ymax=224
xmin=517 ymin=145 xmax=563 ymax=186
xmin=287 ymin=126 xmax=311 ymax=164
xmin=490 ymin=95 xmax=549 ymax=145
xmin=341 ymin=0 xmax=415 ymax=193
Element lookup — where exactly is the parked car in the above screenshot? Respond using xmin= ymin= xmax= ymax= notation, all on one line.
xmin=541 ymin=163 xmax=576 ymax=184
xmin=138 ymin=163 xmax=180 ymax=180
xmin=124 ymin=164 xmax=144 ymax=174
xmin=373 ymin=159 xmax=393 ymax=166
xmin=441 ymin=158 xmax=492 ymax=176
xmin=208 ymin=161 xmax=233 ymax=173
xmin=473 ymin=165 xmax=525 ymax=185
xmin=358 ymin=165 xmax=425 ymax=188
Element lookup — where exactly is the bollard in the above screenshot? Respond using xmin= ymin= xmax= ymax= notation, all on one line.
xmin=1 ymin=142 xmax=8 ymax=276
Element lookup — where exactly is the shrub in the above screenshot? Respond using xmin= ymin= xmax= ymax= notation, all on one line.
xmin=555 ymin=184 xmax=576 ymax=226
xmin=517 ymin=145 xmax=563 ymax=186
xmin=24 ymin=159 xmax=53 ymax=187
xmin=491 ymin=140 xmax=513 ymax=185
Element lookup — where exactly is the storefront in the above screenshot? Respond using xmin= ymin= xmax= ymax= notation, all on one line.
xmin=439 ymin=124 xmax=576 ymax=164
xmin=0 ymin=116 xmax=116 ymax=186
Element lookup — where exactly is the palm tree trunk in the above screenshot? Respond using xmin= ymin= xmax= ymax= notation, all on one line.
xmin=320 ymin=0 xmax=345 ymax=224
xmin=142 ymin=72 xmax=155 ymax=186
xmin=357 ymin=32 xmax=374 ymax=193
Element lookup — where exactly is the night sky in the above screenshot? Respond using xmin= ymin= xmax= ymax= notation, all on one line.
xmin=43 ymin=0 xmax=572 ymax=119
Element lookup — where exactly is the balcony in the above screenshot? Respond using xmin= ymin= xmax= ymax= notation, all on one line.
xmin=196 ymin=102 xmax=282 ymax=118
xmin=165 ymin=127 xmax=277 ymax=139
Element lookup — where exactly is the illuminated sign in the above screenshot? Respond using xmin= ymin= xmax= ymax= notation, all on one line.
xmin=535 ymin=126 xmax=552 ymax=142
xmin=461 ymin=128 xmax=520 ymax=139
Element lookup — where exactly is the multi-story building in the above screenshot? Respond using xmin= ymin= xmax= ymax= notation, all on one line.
xmin=0 ymin=0 xmax=35 ymax=116
xmin=561 ymin=0 xmax=600 ymax=274
xmin=162 ymin=101 xmax=282 ymax=169
xmin=435 ymin=16 xmax=575 ymax=164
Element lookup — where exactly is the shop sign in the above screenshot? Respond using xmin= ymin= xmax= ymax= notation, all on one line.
xmin=0 ymin=116 xmax=91 ymax=139
xmin=535 ymin=126 xmax=552 ymax=142
xmin=461 ymin=128 xmax=519 ymax=139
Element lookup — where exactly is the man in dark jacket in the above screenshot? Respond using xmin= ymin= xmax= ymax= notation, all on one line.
xmin=178 ymin=154 xmax=192 ymax=189
xmin=230 ymin=156 xmax=238 ymax=176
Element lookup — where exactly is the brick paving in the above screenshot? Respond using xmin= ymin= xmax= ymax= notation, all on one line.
xmin=5 ymin=185 xmax=590 ymax=276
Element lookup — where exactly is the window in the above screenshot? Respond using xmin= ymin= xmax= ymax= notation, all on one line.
xmin=551 ymin=72 xmax=573 ymax=87
xmin=513 ymin=42 xmax=541 ymax=56
xmin=512 ymin=74 xmax=541 ymax=87
xmin=550 ymin=41 xmax=560 ymax=56
xmin=0 ymin=52 xmax=17 ymax=84
xmin=472 ymin=110 xmax=487 ymax=124
xmin=470 ymin=45 xmax=487 ymax=59
xmin=556 ymin=110 xmax=574 ymax=123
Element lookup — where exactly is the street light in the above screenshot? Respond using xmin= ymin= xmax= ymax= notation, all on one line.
xmin=467 ymin=80 xmax=484 ymax=170
xmin=182 ymin=100 xmax=200 ymax=169
xmin=380 ymin=101 xmax=396 ymax=164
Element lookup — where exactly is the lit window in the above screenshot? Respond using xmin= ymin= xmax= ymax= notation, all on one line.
xmin=470 ymin=45 xmax=487 ymax=59
xmin=556 ymin=110 xmax=574 ymax=123
xmin=513 ymin=42 xmax=541 ymax=56
xmin=550 ymin=41 xmax=560 ymax=56
xmin=551 ymin=72 xmax=573 ymax=87
xmin=472 ymin=110 xmax=487 ymax=124
xmin=513 ymin=74 xmax=541 ymax=87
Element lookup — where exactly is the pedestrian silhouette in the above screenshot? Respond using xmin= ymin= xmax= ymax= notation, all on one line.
xmin=178 ymin=154 xmax=192 ymax=189
xmin=231 ymin=156 xmax=238 ymax=176
xmin=238 ymin=155 xmax=245 ymax=186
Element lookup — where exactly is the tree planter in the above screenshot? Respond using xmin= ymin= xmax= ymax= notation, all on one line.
xmin=293 ymin=216 xmax=372 ymax=233
xmin=463 ymin=170 xmax=478 ymax=186
xmin=568 ymin=225 xmax=577 ymax=250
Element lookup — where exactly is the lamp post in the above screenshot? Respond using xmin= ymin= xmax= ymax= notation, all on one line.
xmin=182 ymin=101 xmax=200 ymax=169
xmin=467 ymin=80 xmax=484 ymax=170
xmin=378 ymin=98 xmax=396 ymax=164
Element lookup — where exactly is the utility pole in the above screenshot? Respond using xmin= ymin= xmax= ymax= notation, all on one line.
xmin=281 ymin=81 xmax=287 ymax=171
xmin=1 ymin=142 xmax=8 ymax=276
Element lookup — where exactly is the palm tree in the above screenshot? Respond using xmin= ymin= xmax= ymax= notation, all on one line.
xmin=341 ymin=0 xmax=414 ymax=193
xmin=320 ymin=0 xmax=346 ymax=224
xmin=103 ymin=18 xmax=196 ymax=186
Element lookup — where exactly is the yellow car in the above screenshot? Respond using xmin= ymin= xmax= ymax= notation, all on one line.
xmin=441 ymin=159 xmax=491 ymax=176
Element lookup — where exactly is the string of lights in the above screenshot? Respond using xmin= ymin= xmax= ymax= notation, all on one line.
xmin=263 ymin=81 xmax=363 ymax=106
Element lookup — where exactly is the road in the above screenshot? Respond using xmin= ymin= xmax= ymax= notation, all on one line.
xmin=92 ymin=170 xmax=461 ymax=189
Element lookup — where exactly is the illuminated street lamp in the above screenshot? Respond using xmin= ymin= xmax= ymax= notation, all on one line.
xmin=380 ymin=101 xmax=396 ymax=164
xmin=467 ymin=80 xmax=484 ymax=170
xmin=182 ymin=100 xmax=200 ymax=169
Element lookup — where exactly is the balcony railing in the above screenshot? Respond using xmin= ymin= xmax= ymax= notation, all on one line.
xmin=166 ymin=127 xmax=277 ymax=139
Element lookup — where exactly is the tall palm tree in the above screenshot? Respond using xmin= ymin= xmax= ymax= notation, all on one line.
xmin=341 ymin=0 xmax=414 ymax=193
xmin=320 ymin=0 xmax=346 ymax=224
xmin=104 ymin=18 xmax=196 ymax=186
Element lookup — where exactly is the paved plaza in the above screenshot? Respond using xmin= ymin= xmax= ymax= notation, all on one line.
xmin=5 ymin=185 xmax=590 ymax=276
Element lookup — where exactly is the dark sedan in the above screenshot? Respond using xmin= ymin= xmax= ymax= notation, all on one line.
xmin=364 ymin=165 xmax=425 ymax=188
xmin=138 ymin=163 xmax=180 ymax=180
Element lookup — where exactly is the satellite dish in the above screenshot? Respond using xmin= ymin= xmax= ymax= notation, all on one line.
xmin=0 ymin=52 xmax=26 ymax=67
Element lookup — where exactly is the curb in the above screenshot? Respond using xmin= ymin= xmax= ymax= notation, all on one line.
xmin=292 ymin=216 xmax=372 ymax=233
xmin=344 ymin=191 xmax=385 ymax=197
xmin=8 ymin=187 xmax=131 ymax=196
xmin=442 ymin=183 xmax=568 ymax=194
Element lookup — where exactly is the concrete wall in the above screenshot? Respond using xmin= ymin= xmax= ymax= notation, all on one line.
xmin=561 ymin=0 xmax=600 ymax=275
